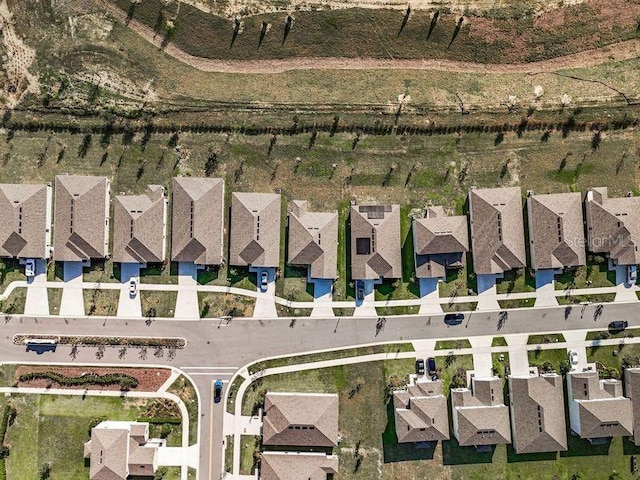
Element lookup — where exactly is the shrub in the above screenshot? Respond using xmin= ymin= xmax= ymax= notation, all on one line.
xmin=19 ymin=372 xmax=139 ymax=390
xmin=450 ymin=368 xmax=467 ymax=389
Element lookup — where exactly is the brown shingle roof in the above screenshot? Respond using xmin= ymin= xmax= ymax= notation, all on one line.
xmin=229 ymin=193 xmax=281 ymax=268
xmin=171 ymin=177 xmax=224 ymax=265
xmin=508 ymin=374 xmax=567 ymax=453
xmin=260 ymin=452 xmax=338 ymax=480
xmin=350 ymin=204 xmax=402 ymax=280
xmin=393 ymin=378 xmax=450 ymax=443
xmin=53 ymin=175 xmax=110 ymax=261
xmin=469 ymin=187 xmax=526 ymax=275
xmin=288 ymin=200 xmax=338 ymax=279
xmin=585 ymin=187 xmax=640 ymax=265
xmin=413 ymin=207 xmax=469 ymax=279
xmin=262 ymin=392 xmax=339 ymax=447
xmin=527 ymin=192 xmax=586 ymax=270
xmin=113 ymin=185 xmax=167 ymax=264
xmin=567 ymin=371 xmax=633 ymax=439
xmin=0 ymin=183 xmax=49 ymax=259
xmin=84 ymin=421 xmax=157 ymax=480
xmin=451 ymin=377 xmax=511 ymax=446
xmin=625 ymin=368 xmax=640 ymax=446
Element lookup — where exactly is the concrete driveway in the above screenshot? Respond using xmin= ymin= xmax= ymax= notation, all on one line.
xmin=253 ymin=267 xmax=277 ymax=318
xmin=476 ymin=274 xmax=500 ymax=311
xmin=59 ymin=261 xmax=85 ymax=316
xmin=419 ymin=278 xmax=443 ymax=314
xmin=175 ymin=262 xmax=200 ymax=320
xmin=615 ymin=264 xmax=638 ymax=302
xmin=118 ymin=263 xmax=142 ymax=318
xmin=24 ymin=259 xmax=49 ymax=316
xmin=310 ymin=278 xmax=335 ymax=318
xmin=353 ymin=279 xmax=377 ymax=317
xmin=534 ymin=270 xmax=558 ymax=307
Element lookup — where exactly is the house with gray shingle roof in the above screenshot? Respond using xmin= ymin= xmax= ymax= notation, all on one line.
xmin=53 ymin=175 xmax=110 ymax=262
xmin=508 ymin=373 xmax=567 ymax=453
xmin=413 ymin=206 xmax=469 ymax=279
xmin=0 ymin=183 xmax=51 ymax=259
xmin=567 ymin=370 xmax=633 ymax=442
xmin=393 ymin=377 xmax=449 ymax=443
xmin=171 ymin=177 xmax=224 ymax=266
xmin=623 ymin=368 xmax=640 ymax=446
xmin=113 ymin=185 xmax=167 ymax=264
xmin=350 ymin=204 xmax=401 ymax=281
xmin=451 ymin=377 xmax=511 ymax=448
xmin=262 ymin=392 xmax=339 ymax=447
xmin=527 ymin=192 xmax=586 ymax=271
xmin=84 ymin=421 xmax=158 ymax=480
xmin=229 ymin=193 xmax=281 ymax=268
xmin=469 ymin=187 xmax=526 ymax=275
xmin=288 ymin=200 xmax=338 ymax=280
xmin=585 ymin=187 xmax=640 ymax=266
xmin=260 ymin=452 xmax=338 ymax=480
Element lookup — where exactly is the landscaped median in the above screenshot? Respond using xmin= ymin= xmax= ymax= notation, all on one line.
xmin=13 ymin=334 xmax=186 ymax=349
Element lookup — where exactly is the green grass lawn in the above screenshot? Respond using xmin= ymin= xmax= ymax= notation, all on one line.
xmin=224 ymin=435 xmax=234 ymax=473
xmin=442 ymin=302 xmax=478 ymax=313
xmin=495 ymin=268 xmax=536 ymax=294
xmin=5 ymin=395 xmax=152 ymax=480
xmin=497 ymin=298 xmax=536 ymax=309
xmin=435 ymin=339 xmax=471 ymax=350
xmin=275 ymin=266 xmax=313 ymax=303
xmin=438 ymin=263 xmax=474 ymax=298
xmin=492 ymin=337 xmax=507 ymax=347
xmin=83 ymin=288 xmax=119 ymax=316
xmin=0 ymin=258 xmax=26 ymax=292
xmin=555 ymin=258 xmax=616 ymax=290
xmin=239 ymin=435 xmax=260 ymax=476
xmin=47 ymin=288 xmax=62 ymax=315
xmin=557 ymin=293 xmax=616 ymax=305
xmin=1 ymin=287 xmax=26 ymax=315
xmin=82 ymin=258 xmax=120 ymax=284
xmin=140 ymin=290 xmax=178 ymax=318
xmin=527 ymin=348 xmax=569 ymax=374
xmin=586 ymin=328 xmax=640 ymax=341
xmin=140 ymin=263 xmax=178 ymax=285
xmin=167 ymin=375 xmax=199 ymax=446
xmin=528 ymin=333 xmax=566 ymax=345
xmin=587 ymin=343 xmax=640 ymax=378
xmin=198 ymin=292 xmax=255 ymax=318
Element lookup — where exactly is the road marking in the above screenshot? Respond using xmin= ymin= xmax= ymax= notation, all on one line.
xmin=181 ymin=366 xmax=239 ymax=370
xmin=187 ymin=373 xmax=232 ymax=379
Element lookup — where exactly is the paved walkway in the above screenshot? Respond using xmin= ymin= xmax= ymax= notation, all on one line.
xmin=469 ymin=335 xmax=493 ymax=378
xmin=176 ymin=263 xmax=200 ymax=320
xmin=24 ymin=259 xmax=49 ymax=316
xmin=118 ymin=263 xmax=142 ymax=318
xmin=59 ymin=261 xmax=85 ymax=316
xmin=505 ymin=334 xmax=530 ymax=376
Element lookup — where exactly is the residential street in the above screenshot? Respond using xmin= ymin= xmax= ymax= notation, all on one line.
xmin=0 ymin=299 xmax=638 ymax=478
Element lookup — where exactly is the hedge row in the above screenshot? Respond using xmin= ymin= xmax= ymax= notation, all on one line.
xmin=19 ymin=372 xmax=139 ymax=390
xmin=58 ymin=336 xmax=185 ymax=348
xmin=136 ymin=417 xmax=182 ymax=425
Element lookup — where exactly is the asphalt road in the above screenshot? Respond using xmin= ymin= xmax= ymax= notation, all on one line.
xmin=0 ymin=300 xmax=632 ymax=478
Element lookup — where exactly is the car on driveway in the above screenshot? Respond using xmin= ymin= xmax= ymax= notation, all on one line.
xmin=609 ymin=320 xmax=629 ymax=332
xmin=568 ymin=350 xmax=579 ymax=366
xmin=427 ymin=357 xmax=437 ymax=376
xmin=129 ymin=278 xmax=138 ymax=297
xmin=444 ymin=313 xmax=464 ymax=326
xmin=415 ymin=359 xmax=425 ymax=376
xmin=25 ymin=259 xmax=35 ymax=277
xmin=260 ymin=271 xmax=269 ymax=292
xmin=628 ymin=265 xmax=637 ymax=285
xmin=214 ymin=379 xmax=223 ymax=403
xmin=356 ymin=281 xmax=365 ymax=301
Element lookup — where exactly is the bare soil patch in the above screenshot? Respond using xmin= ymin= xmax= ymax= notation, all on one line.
xmin=14 ymin=365 xmax=171 ymax=392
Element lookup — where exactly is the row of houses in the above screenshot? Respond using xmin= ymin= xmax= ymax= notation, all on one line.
xmin=393 ymin=367 xmax=640 ymax=454
xmin=1 ymin=177 xmax=636 ymax=281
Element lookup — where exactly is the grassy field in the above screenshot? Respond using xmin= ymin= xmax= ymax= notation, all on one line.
xmin=495 ymin=268 xmax=536 ymax=294
xmin=167 ymin=375 xmax=199 ymax=445
xmin=4 ymin=394 xmax=157 ymax=480
xmin=435 ymin=339 xmax=471 ymax=350
xmin=83 ymin=288 xmax=119 ymax=316
xmin=555 ymin=256 xmax=617 ymax=290
xmin=239 ymin=435 xmax=261 ymax=476
xmin=528 ymin=333 xmax=565 ymax=344
xmin=198 ymin=292 xmax=255 ymax=318
xmin=1 ymin=287 xmax=26 ymax=315
xmin=588 ymin=342 xmax=640 ymax=378
xmin=112 ymin=0 xmax=640 ymax=63
xmin=527 ymin=347 xmax=569 ymax=374
xmin=140 ymin=290 xmax=178 ymax=318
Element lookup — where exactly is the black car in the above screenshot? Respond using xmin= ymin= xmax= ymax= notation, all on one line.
xmin=427 ymin=357 xmax=437 ymax=376
xmin=214 ymin=379 xmax=223 ymax=403
xmin=356 ymin=281 xmax=365 ymax=301
xmin=415 ymin=359 xmax=425 ymax=376
xmin=444 ymin=313 xmax=464 ymax=326
xmin=609 ymin=320 xmax=629 ymax=332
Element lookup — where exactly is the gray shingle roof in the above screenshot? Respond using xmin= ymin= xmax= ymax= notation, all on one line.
xmin=229 ymin=193 xmax=281 ymax=268
xmin=53 ymin=175 xmax=110 ymax=261
xmin=624 ymin=368 xmax=640 ymax=445
xmin=393 ymin=378 xmax=450 ymax=443
xmin=413 ymin=206 xmax=469 ymax=279
xmin=585 ymin=187 xmax=640 ymax=265
xmin=451 ymin=377 xmax=511 ymax=446
xmin=288 ymin=200 xmax=338 ymax=279
xmin=567 ymin=371 xmax=633 ymax=439
xmin=113 ymin=185 xmax=167 ymax=264
xmin=350 ymin=204 xmax=402 ymax=280
xmin=469 ymin=187 xmax=526 ymax=275
xmin=262 ymin=392 xmax=339 ymax=447
xmin=171 ymin=177 xmax=224 ymax=265
xmin=0 ymin=183 xmax=49 ymax=259
xmin=260 ymin=452 xmax=338 ymax=480
xmin=527 ymin=192 xmax=586 ymax=270
xmin=508 ymin=374 xmax=567 ymax=453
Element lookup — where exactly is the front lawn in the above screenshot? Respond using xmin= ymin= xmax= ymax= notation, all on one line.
xmin=555 ymin=257 xmax=616 ymax=290
xmin=140 ymin=290 xmax=178 ymax=318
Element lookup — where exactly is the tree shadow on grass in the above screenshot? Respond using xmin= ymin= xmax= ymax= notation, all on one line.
xmin=382 ymin=401 xmax=437 ymax=463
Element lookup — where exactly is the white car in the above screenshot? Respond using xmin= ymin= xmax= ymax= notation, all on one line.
xmin=628 ymin=265 xmax=637 ymax=285
xmin=260 ymin=271 xmax=269 ymax=292
xmin=129 ymin=278 xmax=138 ymax=297
xmin=24 ymin=259 xmax=35 ymax=277
xmin=568 ymin=350 xmax=579 ymax=366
